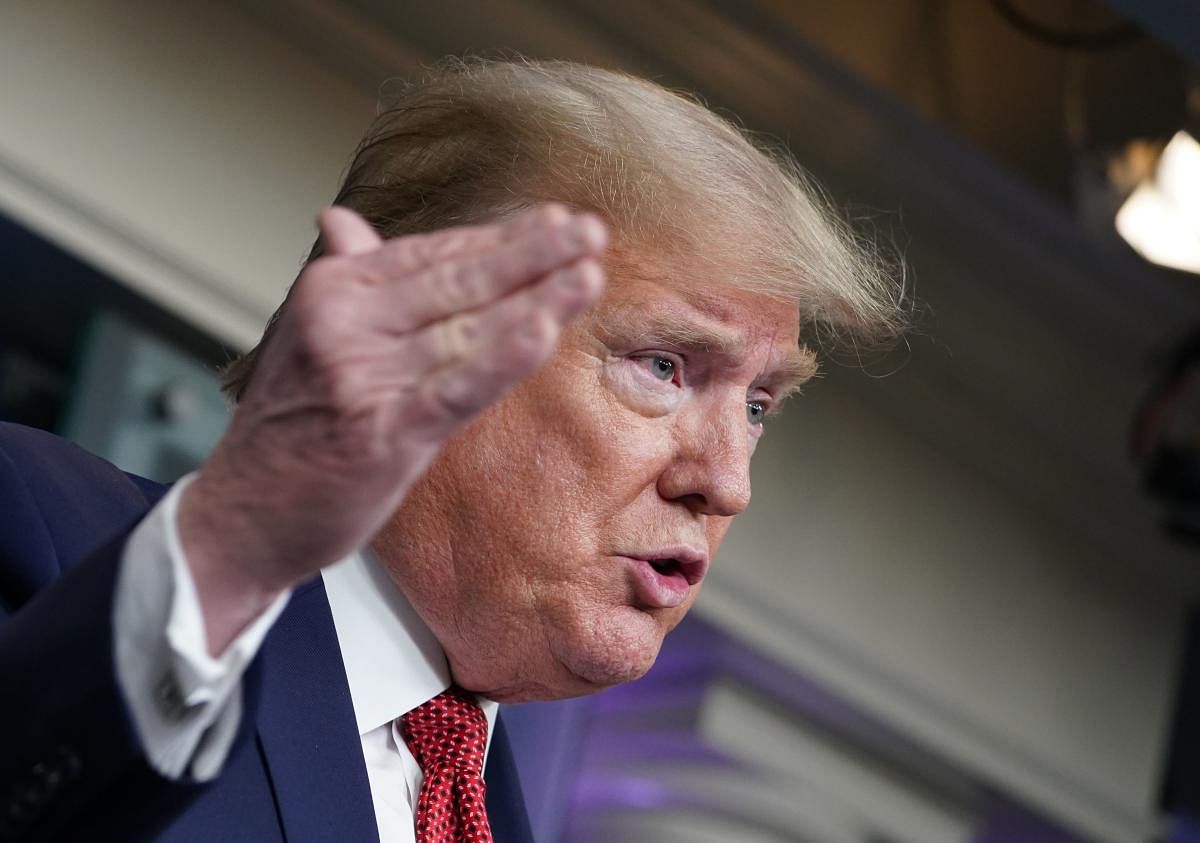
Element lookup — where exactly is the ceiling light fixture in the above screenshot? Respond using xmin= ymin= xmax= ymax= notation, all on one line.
xmin=1115 ymin=130 xmax=1200 ymax=274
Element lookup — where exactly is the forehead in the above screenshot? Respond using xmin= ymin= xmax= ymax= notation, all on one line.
xmin=590 ymin=254 xmax=815 ymax=389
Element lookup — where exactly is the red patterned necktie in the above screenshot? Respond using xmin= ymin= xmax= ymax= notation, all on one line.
xmin=400 ymin=687 xmax=494 ymax=843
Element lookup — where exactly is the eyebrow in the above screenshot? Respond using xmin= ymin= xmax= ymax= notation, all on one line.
xmin=771 ymin=352 xmax=818 ymax=404
xmin=596 ymin=306 xmax=818 ymax=400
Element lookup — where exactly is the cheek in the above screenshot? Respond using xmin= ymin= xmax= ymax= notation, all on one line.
xmin=466 ymin=383 xmax=625 ymax=554
xmin=524 ymin=363 xmax=671 ymax=493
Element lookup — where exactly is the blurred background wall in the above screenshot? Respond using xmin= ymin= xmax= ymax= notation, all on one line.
xmin=3 ymin=2 xmax=1200 ymax=841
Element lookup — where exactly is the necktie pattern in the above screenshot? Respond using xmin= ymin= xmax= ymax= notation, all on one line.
xmin=400 ymin=687 xmax=494 ymax=843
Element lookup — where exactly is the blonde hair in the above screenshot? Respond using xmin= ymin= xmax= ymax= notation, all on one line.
xmin=222 ymin=58 xmax=904 ymax=400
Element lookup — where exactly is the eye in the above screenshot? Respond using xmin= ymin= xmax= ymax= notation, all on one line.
xmin=643 ymin=356 xmax=676 ymax=382
xmin=747 ymin=400 xmax=766 ymax=426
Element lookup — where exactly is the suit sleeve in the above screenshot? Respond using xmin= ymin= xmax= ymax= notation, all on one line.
xmin=0 ymin=428 xmax=274 ymax=841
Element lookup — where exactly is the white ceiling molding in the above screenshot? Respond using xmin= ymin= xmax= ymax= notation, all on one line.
xmin=0 ymin=147 xmax=264 ymax=351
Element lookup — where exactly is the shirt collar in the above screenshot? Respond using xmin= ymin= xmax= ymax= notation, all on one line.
xmin=321 ymin=547 xmax=498 ymax=738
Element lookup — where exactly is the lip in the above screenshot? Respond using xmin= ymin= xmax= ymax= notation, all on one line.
xmin=618 ymin=546 xmax=709 ymax=610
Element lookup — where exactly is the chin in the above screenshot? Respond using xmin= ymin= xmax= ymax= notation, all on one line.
xmin=452 ymin=608 xmax=672 ymax=703
xmin=448 ymin=644 xmax=657 ymax=705
xmin=551 ymin=607 xmax=665 ymax=690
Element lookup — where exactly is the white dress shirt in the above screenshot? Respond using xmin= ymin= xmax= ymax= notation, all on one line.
xmin=112 ymin=476 xmax=498 ymax=842
xmin=323 ymin=548 xmax=498 ymax=843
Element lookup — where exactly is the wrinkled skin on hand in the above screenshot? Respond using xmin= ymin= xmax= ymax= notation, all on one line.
xmin=178 ymin=205 xmax=608 ymax=654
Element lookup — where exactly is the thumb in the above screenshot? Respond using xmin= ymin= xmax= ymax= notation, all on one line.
xmin=318 ymin=206 xmax=382 ymax=256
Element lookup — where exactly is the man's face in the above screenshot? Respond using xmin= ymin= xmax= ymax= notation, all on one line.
xmin=375 ymin=249 xmax=812 ymax=702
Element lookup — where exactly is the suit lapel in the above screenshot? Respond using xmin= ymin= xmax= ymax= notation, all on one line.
xmin=485 ymin=716 xmax=535 ymax=843
xmin=255 ymin=578 xmax=379 ymax=843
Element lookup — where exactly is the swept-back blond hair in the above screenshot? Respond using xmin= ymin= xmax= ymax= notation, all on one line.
xmin=222 ymin=58 xmax=904 ymax=400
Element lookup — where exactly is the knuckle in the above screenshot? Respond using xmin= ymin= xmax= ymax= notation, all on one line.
xmin=425 ymin=374 xmax=485 ymax=421
xmin=429 ymin=230 xmax=471 ymax=260
xmin=399 ymin=231 xmax=462 ymax=270
xmin=436 ymin=313 xmax=481 ymax=359
xmin=323 ymin=362 xmax=371 ymax=413
xmin=408 ymin=226 xmax=478 ymax=265
xmin=500 ymin=315 xmax=558 ymax=370
xmin=449 ymin=260 xmax=484 ymax=306
xmin=427 ymin=260 xmax=478 ymax=312
xmin=401 ymin=233 xmax=434 ymax=265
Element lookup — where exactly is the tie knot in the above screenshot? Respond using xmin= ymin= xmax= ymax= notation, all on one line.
xmin=400 ymin=687 xmax=489 ymax=777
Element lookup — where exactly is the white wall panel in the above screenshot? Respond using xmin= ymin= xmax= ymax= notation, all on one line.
xmin=703 ymin=383 xmax=1179 ymax=842
xmin=0 ymin=2 xmax=374 ymax=348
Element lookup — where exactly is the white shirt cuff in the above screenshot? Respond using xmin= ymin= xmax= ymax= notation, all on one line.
xmin=113 ymin=473 xmax=290 ymax=781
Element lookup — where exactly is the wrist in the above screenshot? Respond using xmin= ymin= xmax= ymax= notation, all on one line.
xmin=178 ymin=471 xmax=287 ymax=655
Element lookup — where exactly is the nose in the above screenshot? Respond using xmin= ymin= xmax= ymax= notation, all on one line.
xmin=657 ymin=405 xmax=753 ymax=517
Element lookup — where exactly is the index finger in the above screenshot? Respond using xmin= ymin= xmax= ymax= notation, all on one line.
xmin=372 ymin=210 xmax=609 ymax=332
xmin=330 ymin=203 xmax=575 ymax=280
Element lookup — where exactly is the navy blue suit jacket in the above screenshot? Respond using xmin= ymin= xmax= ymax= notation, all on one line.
xmin=0 ymin=423 xmax=533 ymax=842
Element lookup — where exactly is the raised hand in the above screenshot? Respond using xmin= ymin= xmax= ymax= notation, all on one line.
xmin=177 ymin=205 xmax=608 ymax=654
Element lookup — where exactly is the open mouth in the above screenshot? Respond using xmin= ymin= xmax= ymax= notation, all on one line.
xmin=635 ymin=552 xmax=707 ymax=586
xmin=648 ymin=558 xmax=681 ymax=576
xmin=622 ymin=550 xmax=707 ymax=608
